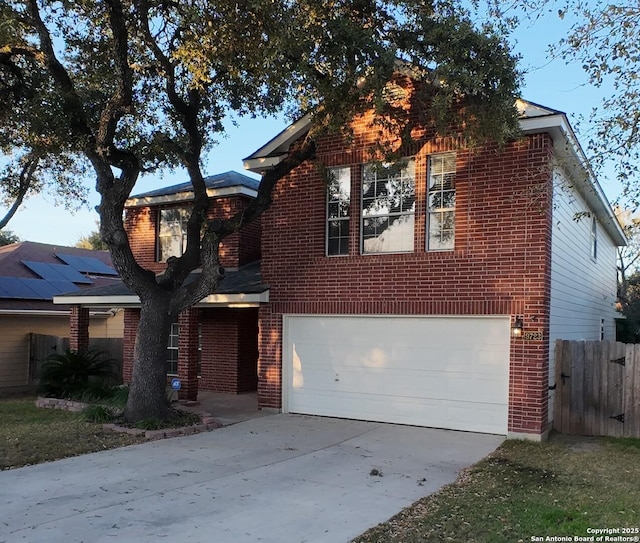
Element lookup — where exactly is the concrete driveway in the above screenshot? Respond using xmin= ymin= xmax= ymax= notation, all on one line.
xmin=0 ymin=414 xmax=503 ymax=543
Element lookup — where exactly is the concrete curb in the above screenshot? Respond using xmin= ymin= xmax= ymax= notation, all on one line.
xmin=35 ymin=397 xmax=223 ymax=441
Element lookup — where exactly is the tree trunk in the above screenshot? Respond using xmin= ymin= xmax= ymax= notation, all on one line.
xmin=124 ymin=297 xmax=176 ymax=422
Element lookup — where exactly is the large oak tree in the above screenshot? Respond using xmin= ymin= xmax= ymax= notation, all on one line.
xmin=1 ymin=0 xmax=521 ymax=421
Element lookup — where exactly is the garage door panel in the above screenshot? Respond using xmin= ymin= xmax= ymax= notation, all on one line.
xmin=293 ymin=362 xmax=506 ymax=404
xmin=285 ymin=316 xmax=510 ymax=434
xmin=289 ymin=389 xmax=507 ymax=435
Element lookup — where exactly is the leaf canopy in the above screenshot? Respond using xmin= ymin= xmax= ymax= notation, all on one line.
xmin=1 ymin=0 xmax=521 ymax=309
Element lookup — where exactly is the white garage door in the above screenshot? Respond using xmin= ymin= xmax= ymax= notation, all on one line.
xmin=283 ymin=315 xmax=510 ymax=434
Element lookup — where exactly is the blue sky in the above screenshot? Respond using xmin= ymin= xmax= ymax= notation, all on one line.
xmin=2 ymin=6 xmax=622 ymax=246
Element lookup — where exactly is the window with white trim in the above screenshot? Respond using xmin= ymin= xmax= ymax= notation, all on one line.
xmin=158 ymin=207 xmax=190 ymax=262
xmin=427 ymin=153 xmax=456 ymax=251
xmin=166 ymin=322 xmax=202 ymax=376
xmin=361 ymin=159 xmax=415 ymax=254
xmin=166 ymin=322 xmax=179 ymax=375
xmin=326 ymin=167 xmax=351 ymax=256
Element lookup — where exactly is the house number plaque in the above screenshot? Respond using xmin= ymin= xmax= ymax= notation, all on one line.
xmin=524 ymin=331 xmax=543 ymax=341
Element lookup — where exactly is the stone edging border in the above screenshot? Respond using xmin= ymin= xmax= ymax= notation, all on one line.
xmin=35 ymin=397 xmax=222 ymax=441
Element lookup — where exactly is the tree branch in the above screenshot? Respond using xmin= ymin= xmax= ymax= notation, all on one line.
xmin=217 ymin=136 xmax=317 ymax=239
xmin=96 ymin=0 xmax=134 ymax=154
xmin=0 ymin=153 xmax=41 ymax=230
xmin=25 ymin=0 xmax=94 ymax=145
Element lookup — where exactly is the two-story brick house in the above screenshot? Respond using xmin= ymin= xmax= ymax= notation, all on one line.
xmin=57 ymin=95 xmax=624 ymax=440
xmin=242 ymin=98 xmax=625 ymax=441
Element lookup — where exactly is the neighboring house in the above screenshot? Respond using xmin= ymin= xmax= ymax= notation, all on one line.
xmin=56 ymin=90 xmax=625 ymax=440
xmin=0 ymin=242 xmax=123 ymax=392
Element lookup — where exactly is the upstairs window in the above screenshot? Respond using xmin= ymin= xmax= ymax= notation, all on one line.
xmin=158 ymin=207 xmax=190 ymax=261
xmin=427 ymin=153 xmax=456 ymax=251
xmin=361 ymin=159 xmax=415 ymax=254
xmin=326 ymin=167 xmax=351 ymax=256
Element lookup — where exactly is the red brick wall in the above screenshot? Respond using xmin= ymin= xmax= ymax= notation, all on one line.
xmin=122 ymin=308 xmax=140 ymax=384
xmin=199 ymin=308 xmax=258 ymax=393
xmin=124 ymin=195 xmax=261 ymax=273
xmin=259 ymin=120 xmax=554 ymax=436
xmin=69 ymin=306 xmax=90 ymax=352
xmin=237 ymin=309 xmax=259 ymax=392
xmin=239 ymin=217 xmax=262 ymax=267
xmin=177 ymin=308 xmax=200 ymax=400
xmin=122 ymin=306 xmax=258 ymax=395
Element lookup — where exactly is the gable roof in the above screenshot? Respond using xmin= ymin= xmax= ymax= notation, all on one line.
xmin=0 ymin=241 xmax=120 ymax=313
xmin=125 ymin=170 xmax=260 ymax=208
xmin=517 ymin=100 xmax=626 ymax=246
xmin=243 ymin=99 xmax=626 ymax=246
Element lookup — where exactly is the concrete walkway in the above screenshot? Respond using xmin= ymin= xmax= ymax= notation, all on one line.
xmin=0 ymin=414 xmax=503 ymax=543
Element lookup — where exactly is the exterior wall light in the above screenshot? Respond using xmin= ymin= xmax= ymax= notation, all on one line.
xmin=511 ymin=316 xmax=524 ymax=338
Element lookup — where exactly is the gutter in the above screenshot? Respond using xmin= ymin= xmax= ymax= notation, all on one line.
xmin=52 ymin=291 xmax=270 ymax=308
xmin=0 ymin=309 xmax=118 ymax=318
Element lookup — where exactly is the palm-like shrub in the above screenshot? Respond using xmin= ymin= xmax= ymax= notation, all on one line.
xmin=38 ymin=348 xmax=119 ymax=398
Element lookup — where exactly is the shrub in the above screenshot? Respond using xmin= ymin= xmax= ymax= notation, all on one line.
xmin=133 ymin=410 xmax=201 ymax=430
xmin=104 ymin=385 xmax=129 ymax=408
xmin=135 ymin=418 xmax=163 ymax=430
xmin=80 ymin=404 xmax=116 ymax=423
xmin=38 ymin=348 xmax=119 ymax=399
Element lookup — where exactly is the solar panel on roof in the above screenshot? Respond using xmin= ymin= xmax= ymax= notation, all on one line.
xmin=54 ymin=253 xmax=84 ymax=270
xmin=22 ymin=261 xmax=67 ymax=281
xmin=56 ymin=254 xmax=118 ymax=276
xmin=0 ymin=277 xmax=82 ymax=300
xmin=20 ymin=278 xmax=59 ymax=298
xmin=54 ymin=264 xmax=93 ymax=284
xmin=49 ymin=280 xmax=80 ymax=295
xmin=0 ymin=277 xmax=41 ymax=299
xmin=0 ymin=280 xmax=11 ymax=297
xmin=22 ymin=260 xmax=93 ymax=284
xmin=78 ymin=256 xmax=117 ymax=275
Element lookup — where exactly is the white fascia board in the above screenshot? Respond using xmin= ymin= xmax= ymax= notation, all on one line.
xmin=125 ymin=186 xmax=258 ymax=208
xmin=243 ymin=155 xmax=287 ymax=173
xmin=53 ymin=290 xmax=269 ymax=308
xmin=0 ymin=309 xmax=114 ymax=317
xmin=53 ymin=294 xmax=140 ymax=307
xmin=520 ymin=114 xmax=626 ymax=246
xmin=242 ymin=113 xmax=313 ymax=173
xmin=196 ymin=291 xmax=269 ymax=306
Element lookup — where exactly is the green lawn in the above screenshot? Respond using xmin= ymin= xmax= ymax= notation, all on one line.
xmin=353 ymin=434 xmax=640 ymax=543
xmin=0 ymin=396 xmax=145 ymax=470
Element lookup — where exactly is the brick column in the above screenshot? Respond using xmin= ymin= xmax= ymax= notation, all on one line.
xmin=122 ymin=309 xmax=140 ymax=384
xmin=177 ymin=307 xmax=200 ymax=401
xmin=257 ymin=305 xmax=282 ymax=409
xmin=69 ymin=306 xmax=90 ymax=352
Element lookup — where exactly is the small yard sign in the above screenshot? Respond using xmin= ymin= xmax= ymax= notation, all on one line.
xmin=170 ymin=378 xmax=181 ymax=391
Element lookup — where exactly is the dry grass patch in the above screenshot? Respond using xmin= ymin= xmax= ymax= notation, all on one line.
xmin=0 ymin=396 xmax=145 ymax=470
xmin=353 ymin=433 xmax=640 ymax=543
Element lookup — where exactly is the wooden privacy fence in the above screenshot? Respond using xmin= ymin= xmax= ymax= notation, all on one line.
xmin=28 ymin=333 xmax=124 ymax=385
xmin=554 ymin=339 xmax=640 ymax=438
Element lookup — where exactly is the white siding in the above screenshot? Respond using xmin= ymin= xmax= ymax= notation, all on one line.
xmin=549 ymin=170 xmax=620 ymax=420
